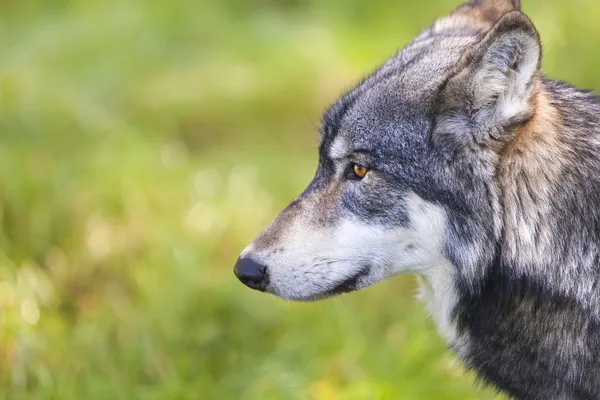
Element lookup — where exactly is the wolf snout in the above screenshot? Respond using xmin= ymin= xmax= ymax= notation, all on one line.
xmin=234 ymin=257 xmax=268 ymax=292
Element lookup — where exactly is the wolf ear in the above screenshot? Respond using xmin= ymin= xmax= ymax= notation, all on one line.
xmin=437 ymin=11 xmax=541 ymax=142
xmin=433 ymin=0 xmax=521 ymax=34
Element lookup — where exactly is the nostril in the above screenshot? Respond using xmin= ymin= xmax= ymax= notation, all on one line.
xmin=234 ymin=257 xmax=268 ymax=292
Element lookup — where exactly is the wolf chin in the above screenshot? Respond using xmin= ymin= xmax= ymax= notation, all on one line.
xmin=234 ymin=1 xmax=600 ymax=398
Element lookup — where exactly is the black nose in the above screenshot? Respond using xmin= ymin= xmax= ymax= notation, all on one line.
xmin=234 ymin=257 xmax=268 ymax=292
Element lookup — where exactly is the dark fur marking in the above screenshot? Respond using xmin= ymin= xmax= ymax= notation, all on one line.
xmin=455 ymin=256 xmax=600 ymax=399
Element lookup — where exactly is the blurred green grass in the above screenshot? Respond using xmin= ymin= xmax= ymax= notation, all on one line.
xmin=0 ymin=0 xmax=599 ymax=399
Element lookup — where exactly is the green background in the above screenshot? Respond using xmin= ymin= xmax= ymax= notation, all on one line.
xmin=1 ymin=0 xmax=599 ymax=399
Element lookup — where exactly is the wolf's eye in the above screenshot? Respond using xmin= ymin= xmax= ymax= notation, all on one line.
xmin=346 ymin=163 xmax=369 ymax=180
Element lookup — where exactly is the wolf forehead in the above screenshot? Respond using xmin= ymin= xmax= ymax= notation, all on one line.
xmin=320 ymin=33 xmax=480 ymax=157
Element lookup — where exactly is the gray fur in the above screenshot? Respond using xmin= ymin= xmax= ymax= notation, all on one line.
xmin=236 ymin=1 xmax=600 ymax=398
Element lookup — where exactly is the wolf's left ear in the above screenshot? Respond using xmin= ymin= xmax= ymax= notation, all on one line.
xmin=433 ymin=0 xmax=521 ymax=34
xmin=438 ymin=11 xmax=541 ymax=141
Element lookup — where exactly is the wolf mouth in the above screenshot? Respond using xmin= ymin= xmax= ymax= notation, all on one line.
xmin=323 ymin=266 xmax=370 ymax=297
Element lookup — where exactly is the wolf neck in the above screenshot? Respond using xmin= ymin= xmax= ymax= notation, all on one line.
xmin=497 ymin=77 xmax=600 ymax=310
xmin=450 ymin=80 xmax=600 ymax=399
xmin=499 ymin=81 xmax=564 ymax=269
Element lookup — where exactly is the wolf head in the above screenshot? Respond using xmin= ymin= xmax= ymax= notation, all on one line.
xmin=235 ymin=0 xmax=541 ymax=302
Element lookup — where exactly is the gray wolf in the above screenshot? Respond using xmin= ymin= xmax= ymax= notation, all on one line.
xmin=233 ymin=1 xmax=600 ymax=398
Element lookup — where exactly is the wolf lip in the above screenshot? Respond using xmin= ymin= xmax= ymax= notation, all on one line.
xmin=325 ymin=267 xmax=370 ymax=296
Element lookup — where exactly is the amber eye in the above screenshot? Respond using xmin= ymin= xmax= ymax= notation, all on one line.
xmin=347 ymin=163 xmax=368 ymax=180
xmin=353 ymin=164 xmax=368 ymax=178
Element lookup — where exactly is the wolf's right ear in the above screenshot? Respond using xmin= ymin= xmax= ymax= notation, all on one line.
xmin=435 ymin=11 xmax=541 ymax=145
